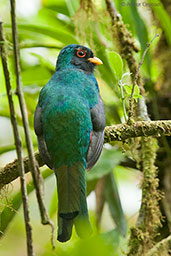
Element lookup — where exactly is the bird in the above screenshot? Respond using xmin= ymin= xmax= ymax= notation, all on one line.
xmin=34 ymin=44 xmax=105 ymax=242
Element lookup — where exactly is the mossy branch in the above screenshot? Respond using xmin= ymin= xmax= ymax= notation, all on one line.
xmin=0 ymin=120 xmax=171 ymax=188
xmin=128 ymin=137 xmax=162 ymax=255
xmin=104 ymin=120 xmax=171 ymax=142
xmin=0 ymin=17 xmax=34 ymax=255
xmin=9 ymin=0 xmax=55 ymax=247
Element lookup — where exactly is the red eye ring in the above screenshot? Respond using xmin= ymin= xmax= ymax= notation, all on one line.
xmin=76 ymin=49 xmax=86 ymax=58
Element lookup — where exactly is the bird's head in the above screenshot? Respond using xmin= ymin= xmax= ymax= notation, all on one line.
xmin=56 ymin=44 xmax=102 ymax=73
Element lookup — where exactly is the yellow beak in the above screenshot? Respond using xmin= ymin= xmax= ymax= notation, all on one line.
xmin=87 ymin=57 xmax=103 ymax=65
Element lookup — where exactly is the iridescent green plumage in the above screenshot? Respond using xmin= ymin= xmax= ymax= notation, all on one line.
xmin=34 ymin=44 xmax=105 ymax=242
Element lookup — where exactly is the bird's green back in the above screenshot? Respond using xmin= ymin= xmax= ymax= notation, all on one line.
xmin=39 ymin=68 xmax=99 ymax=168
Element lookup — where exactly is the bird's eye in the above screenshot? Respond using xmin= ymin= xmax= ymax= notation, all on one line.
xmin=76 ymin=49 xmax=86 ymax=58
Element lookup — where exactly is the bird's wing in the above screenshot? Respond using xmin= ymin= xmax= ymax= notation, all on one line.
xmin=34 ymin=104 xmax=53 ymax=169
xmin=87 ymin=96 xmax=105 ymax=169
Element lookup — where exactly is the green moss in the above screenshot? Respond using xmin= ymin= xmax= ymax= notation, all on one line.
xmin=128 ymin=137 xmax=163 ymax=255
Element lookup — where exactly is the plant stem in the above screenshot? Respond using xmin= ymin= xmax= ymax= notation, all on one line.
xmin=130 ymin=34 xmax=159 ymax=99
xmin=119 ymin=82 xmax=128 ymax=122
xmin=0 ymin=20 xmax=34 ymax=256
xmin=0 ymin=120 xmax=171 ymax=188
xmin=10 ymin=0 xmax=55 ymax=248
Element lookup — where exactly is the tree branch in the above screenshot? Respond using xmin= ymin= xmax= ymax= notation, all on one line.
xmin=104 ymin=120 xmax=171 ymax=142
xmin=132 ymin=33 xmax=159 ymax=96
xmin=0 ymin=120 xmax=171 ymax=188
xmin=10 ymin=0 xmax=55 ymax=248
xmin=128 ymin=34 xmax=159 ymax=123
xmin=0 ymin=19 xmax=34 ymax=256
xmin=105 ymin=0 xmax=141 ymax=88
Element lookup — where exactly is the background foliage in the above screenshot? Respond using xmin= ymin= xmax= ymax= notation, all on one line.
xmin=0 ymin=0 xmax=170 ymax=255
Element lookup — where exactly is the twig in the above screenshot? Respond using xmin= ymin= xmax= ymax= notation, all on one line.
xmin=105 ymin=0 xmax=144 ymax=123
xmin=0 ymin=120 xmax=171 ymax=188
xmin=131 ymin=34 xmax=159 ymax=99
xmin=105 ymin=0 xmax=140 ymax=80
xmin=0 ymin=153 xmax=44 ymax=189
xmin=128 ymin=34 xmax=159 ymax=123
xmin=119 ymin=80 xmax=128 ymax=122
xmin=95 ymin=176 xmax=106 ymax=228
xmin=105 ymin=0 xmax=120 ymax=23
xmin=0 ymin=20 xmax=34 ymax=256
xmin=145 ymin=234 xmax=171 ymax=256
xmin=105 ymin=1 xmax=159 ymax=123
xmin=10 ymin=0 xmax=55 ymax=248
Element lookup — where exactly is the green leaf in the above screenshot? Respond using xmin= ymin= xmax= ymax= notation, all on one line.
xmin=105 ymin=172 xmax=127 ymax=237
xmin=134 ymin=84 xmax=142 ymax=102
xmin=124 ymin=84 xmax=142 ymax=102
xmin=124 ymin=85 xmax=132 ymax=95
xmin=106 ymin=50 xmax=123 ymax=80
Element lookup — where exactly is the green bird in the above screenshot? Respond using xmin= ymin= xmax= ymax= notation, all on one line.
xmin=34 ymin=44 xmax=105 ymax=242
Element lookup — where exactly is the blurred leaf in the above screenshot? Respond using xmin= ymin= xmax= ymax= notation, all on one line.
xmin=87 ymin=147 xmax=126 ymax=236
xmin=105 ymin=172 xmax=127 ymax=236
xmin=65 ymin=0 xmax=80 ymax=16
xmin=43 ymin=0 xmax=71 ymax=16
xmin=22 ymin=65 xmax=52 ymax=85
xmin=106 ymin=50 xmax=123 ymax=80
xmin=0 ymin=145 xmax=15 ymax=155
xmin=96 ymin=49 xmax=117 ymax=90
xmin=101 ymin=228 xmax=120 ymax=251
xmin=17 ymin=24 xmax=78 ymax=45
xmin=31 ymin=53 xmax=55 ymax=71
xmin=87 ymin=147 xmax=124 ymax=195
xmin=129 ymin=1 xmax=151 ymax=76
xmin=147 ymin=0 xmax=171 ymax=46
xmin=86 ymin=147 xmax=124 ymax=181
xmin=35 ymin=8 xmax=73 ymax=29
xmin=0 ymin=183 xmax=34 ymax=237
xmin=0 ymin=168 xmax=53 ymax=236
xmin=113 ymin=0 xmax=152 ymax=76
xmin=19 ymin=41 xmax=62 ymax=49
xmin=68 ymin=234 xmax=118 ymax=256
xmin=87 ymin=179 xmax=98 ymax=196
xmin=49 ymin=188 xmax=58 ymax=218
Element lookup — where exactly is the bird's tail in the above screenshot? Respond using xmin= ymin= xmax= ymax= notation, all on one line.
xmin=55 ymin=162 xmax=91 ymax=242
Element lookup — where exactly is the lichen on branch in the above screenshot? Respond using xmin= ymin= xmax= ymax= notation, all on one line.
xmin=104 ymin=120 xmax=171 ymax=142
xmin=128 ymin=137 xmax=162 ymax=255
xmin=0 ymin=120 xmax=171 ymax=188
